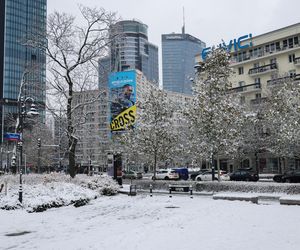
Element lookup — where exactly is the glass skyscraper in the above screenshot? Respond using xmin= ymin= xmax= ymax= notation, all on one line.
xmin=110 ymin=20 xmax=159 ymax=84
xmin=0 ymin=0 xmax=47 ymax=141
xmin=162 ymin=32 xmax=206 ymax=94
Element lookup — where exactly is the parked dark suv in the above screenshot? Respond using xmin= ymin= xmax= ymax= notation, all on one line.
xmin=230 ymin=168 xmax=259 ymax=182
xmin=273 ymin=170 xmax=300 ymax=183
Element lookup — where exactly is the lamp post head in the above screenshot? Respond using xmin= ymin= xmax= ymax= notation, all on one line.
xmin=27 ymin=103 xmax=39 ymax=117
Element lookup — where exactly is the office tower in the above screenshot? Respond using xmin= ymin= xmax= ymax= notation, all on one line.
xmin=110 ymin=20 xmax=159 ymax=84
xmin=162 ymin=31 xmax=206 ymax=94
xmin=0 ymin=0 xmax=47 ymax=142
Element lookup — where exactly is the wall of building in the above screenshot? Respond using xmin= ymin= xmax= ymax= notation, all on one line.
xmin=195 ymin=23 xmax=300 ymax=173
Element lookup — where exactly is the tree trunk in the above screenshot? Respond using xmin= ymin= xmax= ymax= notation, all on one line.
xmin=153 ymin=151 xmax=157 ymax=180
xmin=67 ymin=79 xmax=76 ymax=178
xmin=69 ymin=136 xmax=77 ymax=178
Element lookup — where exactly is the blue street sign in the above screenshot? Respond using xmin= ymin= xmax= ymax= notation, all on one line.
xmin=4 ymin=133 xmax=21 ymax=141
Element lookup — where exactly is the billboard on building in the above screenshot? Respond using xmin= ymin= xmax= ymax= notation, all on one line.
xmin=109 ymin=70 xmax=136 ymax=132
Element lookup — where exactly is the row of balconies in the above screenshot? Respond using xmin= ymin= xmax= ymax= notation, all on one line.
xmin=294 ymin=57 xmax=300 ymax=65
xmin=232 ymin=73 xmax=300 ymax=93
xmin=248 ymin=63 xmax=277 ymax=76
xmin=267 ymin=74 xmax=300 ymax=86
xmin=231 ymin=42 xmax=300 ymax=64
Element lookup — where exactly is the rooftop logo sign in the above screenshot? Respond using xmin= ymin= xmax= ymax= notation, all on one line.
xmin=202 ymin=33 xmax=253 ymax=60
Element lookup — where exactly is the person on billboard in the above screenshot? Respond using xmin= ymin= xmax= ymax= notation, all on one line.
xmin=118 ymin=84 xmax=135 ymax=109
xmin=111 ymin=84 xmax=135 ymax=119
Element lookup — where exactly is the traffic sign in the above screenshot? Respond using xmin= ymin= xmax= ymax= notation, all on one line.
xmin=4 ymin=133 xmax=21 ymax=141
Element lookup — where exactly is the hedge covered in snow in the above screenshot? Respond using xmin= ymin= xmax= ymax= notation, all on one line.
xmin=133 ymin=179 xmax=300 ymax=195
xmin=0 ymin=173 xmax=119 ymax=212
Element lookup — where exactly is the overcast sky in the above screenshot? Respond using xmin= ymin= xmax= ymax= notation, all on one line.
xmin=48 ymin=0 xmax=300 ymax=82
xmin=48 ymin=0 xmax=300 ymax=47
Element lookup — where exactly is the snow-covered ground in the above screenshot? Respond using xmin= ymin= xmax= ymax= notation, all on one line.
xmin=1 ymin=193 xmax=300 ymax=250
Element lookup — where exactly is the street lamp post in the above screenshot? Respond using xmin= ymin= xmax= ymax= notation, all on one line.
xmin=37 ymin=138 xmax=41 ymax=173
xmin=15 ymin=97 xmax=39 ymax=203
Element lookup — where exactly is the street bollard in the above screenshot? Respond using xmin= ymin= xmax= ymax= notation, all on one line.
xmin=189 ymin=184 xmax=193 ymax=199
xmin=18 ymin=171 xmax=22 ymax=203
xmin=169 ymin=185 xmax=172 ymax=198
xmin=150 ymin=184 xmax=153 ymax=197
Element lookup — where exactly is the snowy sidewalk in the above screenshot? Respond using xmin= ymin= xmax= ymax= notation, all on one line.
xmin=1 ymin=194 xmax=300 ymax=250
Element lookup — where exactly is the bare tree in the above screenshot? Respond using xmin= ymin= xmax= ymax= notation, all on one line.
xmin=44 ymin=6 xmax=119 ymax=177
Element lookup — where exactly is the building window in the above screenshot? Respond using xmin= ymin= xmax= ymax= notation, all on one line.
xmin=238 ymin=67 xmax=244 ymax=75
xmin=270 ymin=58 xmax=277 ymax=65
xmin=289 ymin=54 xmax=295 ymax=63
xmin=276 ymin=42 xmax=281 ymax=51
xmin=249 ymin=49 xmax=253 ymax=57
xmin=283 ymin=40 xmax=288 ymax=49
xmin=255 ymin=78 xmax=261 ymax=88
xmin=238 ymin=81 xmax=245 ymax=92
xmin=294 ymin=36 xmax=299 ymax=45
xmin=289 ymin=70 xmax=296 ymax=77
xmin=265 ymin=44 xmax=270 ymax=53
xmin=255 ymin=93 xmax=261 ymax=99
xmin=258 ymin=47 xmax=263 ymax=57
xmin=240 ymin=96 xmax=245 ymax=104
xmin=254 ymin=62 xmax=259 ymax=68
xmin=289 ymin=38 xmax=294 ymax=48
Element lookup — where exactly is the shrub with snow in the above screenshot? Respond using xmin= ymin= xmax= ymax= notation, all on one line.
xmin=0 ymin=173 xmax=119 ymax=212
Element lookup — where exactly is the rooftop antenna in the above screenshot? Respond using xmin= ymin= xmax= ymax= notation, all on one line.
xmin=182 ymin=6 xmax=185 ymax=34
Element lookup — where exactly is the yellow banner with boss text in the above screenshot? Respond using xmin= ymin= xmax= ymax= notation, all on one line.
xmin=110 ymin=105 xmax=136 ymax=131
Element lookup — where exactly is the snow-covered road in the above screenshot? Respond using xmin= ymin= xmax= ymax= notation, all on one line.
xmin=1 ymin=194 xmax=300 ymax=250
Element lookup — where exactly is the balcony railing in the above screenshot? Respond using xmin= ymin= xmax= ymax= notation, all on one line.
xmin=250 ymin=97 xmax=267 ymax=105
xmin=230 ymin=83 xmax=261 ymax=93
xmin=267 ymin=74 xmax=300 ymax=86
xmin=294 ymin=57 xmax=300 ymax=66
xmin=248 ymin=63 xmax=277 ymax=76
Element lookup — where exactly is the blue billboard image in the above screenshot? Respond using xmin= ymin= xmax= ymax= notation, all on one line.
xmin=109 ymin=70 xmax=136 ymax=132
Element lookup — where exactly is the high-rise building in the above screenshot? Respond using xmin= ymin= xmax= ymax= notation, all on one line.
xmin=0 ymin=0 xmax=47 ymax=142
xmin=109 ymin=20 xmax=159 ymax=84
xmin=162 ymin=31 xmax=206 ymax=94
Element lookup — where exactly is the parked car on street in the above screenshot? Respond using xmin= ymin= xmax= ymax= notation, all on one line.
xmin=229 ymin=169 xmax=259 ymax=182
xmin=195 ymin=170 xmax=230 ymax=181
xmin=152 ymin=169 xmax=179 ymax=180
xmin=189 ymin=169 xmax=210 ymax=180
xmin=273 ymin=170 xmax=300 ymax=183
xmin=122 ymin=170 xmax=143 ymax=179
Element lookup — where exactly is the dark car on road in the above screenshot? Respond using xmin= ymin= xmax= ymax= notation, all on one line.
xmin=230 ymin=168 xmax=259 ymax=182
xmin=273 ymin=170 xmax=300 ymax=183
xmin=172 ymin=168 xmax=189 ymax=180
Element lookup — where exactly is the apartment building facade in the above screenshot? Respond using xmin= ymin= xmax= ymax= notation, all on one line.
xmin=195 ymin=23 xmax=300 ymax=173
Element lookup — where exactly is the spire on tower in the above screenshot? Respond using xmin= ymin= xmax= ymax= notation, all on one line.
xmin=182 ymin=7 xmax=185 ymax=34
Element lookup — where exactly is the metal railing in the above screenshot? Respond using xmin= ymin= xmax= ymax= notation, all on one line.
xmin=248 ymin=63 xmax=277 ymax=75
